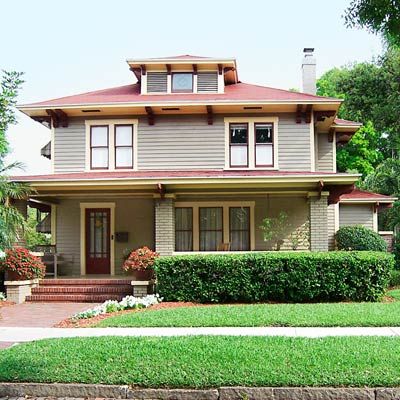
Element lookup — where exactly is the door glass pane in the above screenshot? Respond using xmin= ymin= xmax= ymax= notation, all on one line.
xmin=116 ymin=148 xmax=133 ymax=168
xmin=256 ymin=144 xmax=273 ymax=165
xmin=115 ymin=125 xmax=133 ymax=146
xmin=230 ymin=207 xmax=250 ymax=251
xmin=175 ymin=208 xmax=193 ymax=251
xmin=91 ymin=126 xmax=108 ymax=146
xmin=231 ymin=146 xmax=248 ymax=166
xmin=255 ymin=123 xmax=273 ymax=143
xmin=90 ymin=214 xmax=95 ymax=255
xmin=102 ymin=213 xmax=108 ymax=256
xmin=91 ymin=148 xmax=108 ymax=168
xmin=95 ymin=213 xmax=103 ymax=257
xmin=199 ymin=207 xmax=223 ymax=251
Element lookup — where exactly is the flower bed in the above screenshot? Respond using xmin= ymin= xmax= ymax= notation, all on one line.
xmin=72 ymin=294 xmax=161 ymax=320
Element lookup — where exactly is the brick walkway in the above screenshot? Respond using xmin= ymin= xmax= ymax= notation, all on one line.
xmin=0 ymin=303 xmax=96 ymax=328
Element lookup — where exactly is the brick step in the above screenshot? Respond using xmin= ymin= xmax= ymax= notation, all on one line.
xmin=40 ymin=278 xmax=132 ymax=286
xmin=26 ymin=294 xmax=125 ymax=302
xmin=32 ymin=285 xmax=133 ymax=294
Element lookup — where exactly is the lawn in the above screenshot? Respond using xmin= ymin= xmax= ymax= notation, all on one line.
xmin=96 ymin=300 xmax=400 ymax=327
xmin=1 ymin=336 xmax=400 ymax=387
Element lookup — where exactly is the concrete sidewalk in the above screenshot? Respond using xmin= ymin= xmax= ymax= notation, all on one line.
xmin=1 ymin=326 xmax=400 ymax=342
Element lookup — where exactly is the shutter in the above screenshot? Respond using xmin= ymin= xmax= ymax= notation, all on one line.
xmin=197 ymin=72 xmax=218 ymax=93
xmin=147 ymin=72 xmax=168 ymax=93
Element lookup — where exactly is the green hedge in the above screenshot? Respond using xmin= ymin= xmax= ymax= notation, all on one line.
xmin=335 ymin=226 xmax=387 ymax=252
xmin=155 ymin=252 xmax=394 ymax=303
xmin=390 ymin=270 xmax=400 ymax=287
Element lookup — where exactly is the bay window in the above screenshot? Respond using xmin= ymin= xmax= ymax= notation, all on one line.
xmin=255 ymin=123 xmax=274 ymax=166
xmin=175 ymin=207 xmax=193 ymax=251
xmin=229 ymin=123 xmax=248 ymax=167
xmin=90 ymin=126 xmax=109 ymax=169
xmin=115 ymin=124 xmax=133 ymax=169
xmin=199 ymin=207 xmax=223 ymax=251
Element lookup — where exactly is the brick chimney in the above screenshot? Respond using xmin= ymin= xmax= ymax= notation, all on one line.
xmin=302 ymin=48 xmax=316 ymax=95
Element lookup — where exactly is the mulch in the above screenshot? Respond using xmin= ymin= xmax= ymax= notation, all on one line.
xmin=54 ymin=301 xmax=202 ymax=328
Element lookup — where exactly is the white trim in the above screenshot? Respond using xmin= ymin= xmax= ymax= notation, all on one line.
xmin=339 ymin=199 xmax=396 ymax=204
xmin=379 ymin=231 xmax=394 ymax=235
xmin=310 ymin=111 xmax=315 ymax=172
xmin=50 ymin=205 xmax=57 ymax=245
xmin=141 ymin=74 xmax=147 ymax=94
xmin=85 ymin=119 xmax=138 ymax=172
xmin=332 ymin=131 xmax=337 ymax=172
xmin=373 ymin=206 xmax=378 ymax=232
xmin=79 ymin=202 xmax=116 ymax=276
xmin=224 ymin=117 xmax=279 ymax=170
xmin=50 ymin=126 xmax=55 ymax=173
xmin=334 ymin=203 xmax=340 ymax=232
xmin=175 ymin=201 xmax=255 ymax=251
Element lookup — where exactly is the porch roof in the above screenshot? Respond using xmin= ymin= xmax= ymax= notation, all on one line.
xmin=340 ymin=188 xmax=397 ymax=204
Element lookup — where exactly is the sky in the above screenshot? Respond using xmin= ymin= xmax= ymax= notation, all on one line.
xmin=1 ymin=0 xmax=383 ymax=175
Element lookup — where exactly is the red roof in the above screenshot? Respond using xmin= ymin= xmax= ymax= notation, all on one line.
xmin=340 ymin=189 xmax=396 ymax=202
xmin=20 ymin=82 xmax=340 ymax=108
xmin=334 ymin=118 xmax=362 ymax=126
xmin=147 ymin=54 xmax=212 ymax=60
xmin=12 ymin=169 xmax=346 ymax=182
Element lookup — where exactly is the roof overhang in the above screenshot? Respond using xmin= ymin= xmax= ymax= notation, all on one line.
xmin=340 ymin=198 xmax=397 ymax=204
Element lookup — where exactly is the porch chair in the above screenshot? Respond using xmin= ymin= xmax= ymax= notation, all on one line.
xmin=34 ymin=245 xmax=61 ymax=279
xmin=217 ymin=242 xmax=231 ymax=251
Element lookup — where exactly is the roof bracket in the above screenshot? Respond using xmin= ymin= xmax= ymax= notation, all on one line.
xmin=145 ymin=106 xmax=155 ymax=125
xmin=314 ymin=110 xmax=336 ymax=122
xmin=192 ymin=64 xmax=197 ymax=75
xmin=296 ymin=105 xmax=303 ymax=124
xmin=218 ymin=64 xmax=223 ymax=75
xmin=157 ymin=183 xmax=166 ymax=199
xmin=328 ymin=128 xmax=335 ymax=143
xmin=304 ymin=105 xmax=312 ymax=123
xmin=318 ymin=180 xmax=324 ymax=199
xmin=141 ymin=64 xmax=146 ymax=76
xmin=206 ymin=105 xmax=213 ymax=125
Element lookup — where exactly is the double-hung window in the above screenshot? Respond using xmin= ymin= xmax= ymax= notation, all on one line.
xmin=255 ymin=123 xmax=274 ymax=166
xmin=175 ymin=207 xmax=193 ymax=251
xmin=90 ymin=126 xmax=109 ymax=169
xmin=229 ymin=207 xmax=250 ymax=251
xmin=199 ymin=207 xmax=223 ymax=251
xmin=229 ymin=123 xmax=248 ymax=167
xmin=115 ymin=125 xmax=133 ymax=169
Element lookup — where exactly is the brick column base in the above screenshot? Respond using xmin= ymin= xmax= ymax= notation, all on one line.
xmin=154 ymin=196 xmax=175 ymax=256
xmin=309 ymin=194 xmax=329 ymax=252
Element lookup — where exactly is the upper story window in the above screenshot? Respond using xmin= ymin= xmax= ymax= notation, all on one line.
xmin=172 ymin=73 xmax=193 ymax=93
xmin=229 ymin=123 xmax=248 ymax=167
xmin=85 ymin=119 xmax=137 ymax=172
xmin=115 ymin=125 xmax=133 ymax=169
xmin=90 ymin=126 xmax=109 ymax=169
xmin=225 ymin=117 xmax=279 ymax=170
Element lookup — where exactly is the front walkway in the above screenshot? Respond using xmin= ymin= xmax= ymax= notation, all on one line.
xmin=1 ymin=326 xmax=400 ymax=342
xmin=0 ymin=303 xmax=99 ymax=327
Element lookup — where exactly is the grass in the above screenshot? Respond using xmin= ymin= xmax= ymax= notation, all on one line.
xmin=1 ymin=336 xmax=400 ymax=387
xmin=96 ymin=300 xmax=400 ymax=327
xmin=388 ymin=288 xmax=400 ymax=301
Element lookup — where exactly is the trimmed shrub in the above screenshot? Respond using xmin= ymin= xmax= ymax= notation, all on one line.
xmin=155 ymin=251 xmax=394 ymax=303
xmin=336 ymin=226 xmax=387 ymax=252
xmin=390 ymin=270 xmax=400 ymax=287
xmin=393 ymin=236 xmax=400 ymax=270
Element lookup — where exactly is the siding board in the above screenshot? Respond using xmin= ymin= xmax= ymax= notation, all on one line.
xmin=317 ymin=132 xmax=334 ymax=172
xmin=339 ymin=204 xmax=374 ymax=230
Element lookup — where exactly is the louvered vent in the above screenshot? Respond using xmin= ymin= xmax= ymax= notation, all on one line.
xmin=147 ymin=72 xmax=168 ymax=93
xmin=197 ymin=72 xmax=218 ymax=93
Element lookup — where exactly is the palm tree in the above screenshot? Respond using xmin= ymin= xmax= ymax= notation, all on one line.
xmin=0 ymin=161 xmax=33 ymax=250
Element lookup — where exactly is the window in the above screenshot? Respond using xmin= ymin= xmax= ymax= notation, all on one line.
xmin=90 ymin=126 xmax=109 ymax=169
xmin=172 ymin=73 xmax=193 ymax=93
xmin=175 ymin=208 xmax=193 ymax=251
xmin=199 ymin=207 xmax=223 ymax=251
xmin=230 ymin=207 xmax=250 ymax=251
xmin=115 ymin=125 xmax=133 ymax=169
xmin=229 ymin=123 xmax=248 ymax=167
xmin=255 ymin=123 xmax=274 ymax=166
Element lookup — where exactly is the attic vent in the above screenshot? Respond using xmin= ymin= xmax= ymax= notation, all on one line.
xmin=197 ymin=72 xmax=218 ymax=93
xmin=147 ymin=72 xmax=168 ymax=93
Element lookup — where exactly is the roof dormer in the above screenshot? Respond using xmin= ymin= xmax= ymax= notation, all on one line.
xmin=126 ymin=55 xmax=237 ymax=95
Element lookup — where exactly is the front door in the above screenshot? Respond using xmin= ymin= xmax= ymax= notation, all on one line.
xmin=85 ymin=208 xmax=111 ymax=274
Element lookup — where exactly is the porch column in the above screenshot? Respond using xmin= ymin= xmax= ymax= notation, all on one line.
xmin=154 ymin=195 xmax=175 ymax=256
xmin=12 ymin=199 xmax=28 ymax=247
xmin=308 ymin=192 xmax=329 ymax=252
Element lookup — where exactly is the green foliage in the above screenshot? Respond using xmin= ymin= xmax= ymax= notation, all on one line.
xmin=393 ymin=237 xmax=400 ymax=270
xmin=155 ymin=251 xmax=393 ymax=303
xmin=363 ymin=158 xmax=400 ymax=196
xmin=336 ymin=226 xmax=387 ymax=252
xmin=345 ymin=0 xmax=400 ymax=46
xmin=259 ymin=211 xmax=290 ymax=250
xmin=389 ymin=270 xmax=400 ymax=287
xmin=24 ymin=208 xmax=50 ymax=250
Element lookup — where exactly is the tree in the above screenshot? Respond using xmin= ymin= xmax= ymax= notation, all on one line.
xmin=345 ymin=0 xmax=400 ymax=46
xmin=0 ymin=70 xmax=32 ymax=250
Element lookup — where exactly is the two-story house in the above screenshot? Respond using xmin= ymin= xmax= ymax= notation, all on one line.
xmin=15 ymin=50 xmax=396 ymax=281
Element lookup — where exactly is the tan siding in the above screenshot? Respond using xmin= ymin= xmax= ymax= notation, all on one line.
xmin=339 ymin=204 xmax=374 ymax=230
xmin=327 ymin=204 xmax=336 ymax=250
xmin=56 ymin=198 xmax=154 ymax=276
xmin=278 ymin=115 xmax=311 ymax=171
xmin=138 ymin=115 xmax=225 ymax=169
xmin=317 ymin=132 xmax=334 ymax=172
xmin=54 ymin=120 xmax=86 ymax=173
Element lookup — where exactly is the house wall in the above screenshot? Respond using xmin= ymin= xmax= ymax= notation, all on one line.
xmin=52 ymin=114 xmax=313 ymax=173
xmin=327 ymin=203 xmax=337 ymax=250
xmin=55 ymin=197 xmax=154 ymax=276
xmin=316 ymin=132 xmax=335 ymax=172
xmin=339 ymin=204 xmax=374 ymax=230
